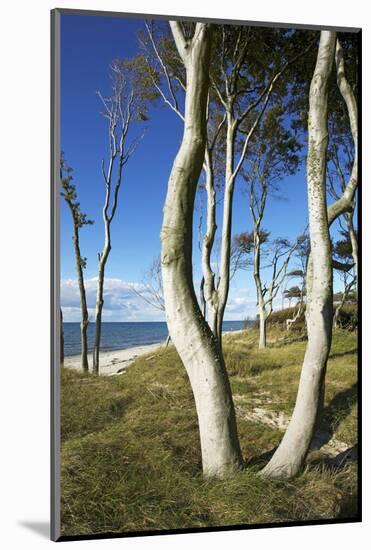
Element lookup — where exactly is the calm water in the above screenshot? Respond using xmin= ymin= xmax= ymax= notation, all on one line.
xmin=63 ymin=321 xmax=251 ymax=357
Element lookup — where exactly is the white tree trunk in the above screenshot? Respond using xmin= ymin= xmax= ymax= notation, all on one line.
xmin=253 ymin=229 xmax=267 ymax=349
xmin=258 ymin=309 xmax=267 ymax=349
xmin=93 ymin=231 xmax=111 ymax=375
xmin=161 ymin=22 xmax=243 ymax=478
xmin=201 ymin=147 xmax=219 ymax=337
xmin=216 ymin=113 xmax=237 ymax=348
xmin=261 ymin=31 xmax=336 ymax=479
xmin=346 ymin=211 xmax=358 ymax=282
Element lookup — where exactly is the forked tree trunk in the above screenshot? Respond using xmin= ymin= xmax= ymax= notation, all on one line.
xmin=161 ymin=22 xmax=243 ymax=478
xmin=201 ymin=148 xmax=220 ymax=337
xmin=261 ymin=31 xmax=336 ymax=479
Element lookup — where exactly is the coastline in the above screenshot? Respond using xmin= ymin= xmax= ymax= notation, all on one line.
xmin=63 ymin=328 xmax=248 ymax=376
xmin=64 ymin=342 xmax=165 ymax=376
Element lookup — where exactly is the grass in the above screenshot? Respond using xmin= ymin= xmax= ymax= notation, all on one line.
xmin=60 ymin=327 xmax=358 ymax=537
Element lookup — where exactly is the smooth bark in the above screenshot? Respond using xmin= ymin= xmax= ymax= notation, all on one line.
xmin=258 ymin=312 xmax=267 ymax=349
xmin=346 ymin=212 xmax=358 ymax=280
xmin=261 ymin=31 xmax=336 ymax=479
xmin=93 ymin=242 xmax=111 ymax=374
xmin=161 ymin=22 xmax=243 ymax=478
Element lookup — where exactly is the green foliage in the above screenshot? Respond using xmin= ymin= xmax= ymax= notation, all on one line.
xmin=111 ymin=56 xmax=160 ymax=121
xmin=257 ymin=304 xmax=358 ymax=332
xmin=60 ymin=155 xmax=94 ymax=230
xmin=333 ymin=230 xmax=357 ymax=261
xmin=335 ymin=303 xmax=358 ymax=330
xmin=233 ymin=229 xmax=270 ymax=254
xmin=251 ymin=306 xmax=306 ymax=331
xmin=61 ymin=329 xmax=358 ymax=536
xmin=284 ymin=286 xmax=303 ymax=299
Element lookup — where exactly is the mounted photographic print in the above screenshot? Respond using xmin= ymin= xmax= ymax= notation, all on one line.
xmin=51 ymin=8 xmax=361 ymax=542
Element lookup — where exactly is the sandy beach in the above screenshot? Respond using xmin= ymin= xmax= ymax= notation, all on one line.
xmin=64 ymin=328 xmax=247 ymax=376
xmin=64 ymin=342 xmax=165 ymax=376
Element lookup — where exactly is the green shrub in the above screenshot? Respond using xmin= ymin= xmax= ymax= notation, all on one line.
xmin=248 ymin=304 xmax=357 ymax=332
xmin=335 ymin=303 xmax=358 ymax=330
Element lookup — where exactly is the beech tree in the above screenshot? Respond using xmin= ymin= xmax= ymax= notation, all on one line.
xmin=234 ymin=107 xmax=302 ymax=348
xmin=93 ymin=60 xmax=147 ymax=374
xmin=261 ymin=31 xmax=341 ymax=479
xmin=284 ymin=235 xmax=309 ymax=330
xmin=203 ymin=29 xmax=314 ymax=348
xmin=261 ymin=31 xmax=337 ymax=479
xmin=60 ymin=157 xmax=93 ymax=371
xmin=142 ymin=24 xmax=314 ymax=350
xmin=260 ymin=32 xmax=358 ymax=480
xmin=233 ymin=230 xmax=301 ymax=347
xmin=161 ymin=21 xmax=243 ymax=478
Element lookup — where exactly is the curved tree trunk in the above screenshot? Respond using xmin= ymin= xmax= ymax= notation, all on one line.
xmin=201 ymin=147 xmax=219 ymax=337
xmin=161 ymin=22 xmax=243 ymax=478
xmin=304 ymin=35 xmax=359 ymax=420
xmin=261 ymin=31 xmax=336 ymax=479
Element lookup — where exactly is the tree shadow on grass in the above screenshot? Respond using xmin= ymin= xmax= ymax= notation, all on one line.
xmin=328 ymin=348 xmax=358 ymax=359
xmin=313 ymin=382 xmax=358 ymax=449
xmin=244 ymin=384 xmax=357 ymax=472
xmin=310 ymin=444 xmax=358 ymax=472
xmin=269 ymin=333 xmax=307 ymax=349
xmin=244 ymin=447 xmax=277 ymax=469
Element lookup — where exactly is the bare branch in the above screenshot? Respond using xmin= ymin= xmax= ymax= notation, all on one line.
xmin=169 ymin=21 xmax=189 ymax=64
xmin=327 ymin=38 xmax=358 ymax=225
xmin=145 ymin=21 xmax=184 ymax=120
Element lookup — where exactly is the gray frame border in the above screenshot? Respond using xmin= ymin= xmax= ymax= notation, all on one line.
xmin=50 ymin=7 xmax=361 ymax=542
xmin=51 ymin=8 xmax=61 ymax=542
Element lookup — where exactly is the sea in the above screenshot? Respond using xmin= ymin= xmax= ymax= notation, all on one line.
xmin=63 ymin=321 xmax=251 ymax=357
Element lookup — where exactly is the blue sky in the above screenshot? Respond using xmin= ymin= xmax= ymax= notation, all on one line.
xmin=60 ymin=13 xmax=346 ymax=322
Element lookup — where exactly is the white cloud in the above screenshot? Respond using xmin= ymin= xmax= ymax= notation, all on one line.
xmin=225 ymin=287 xmax=257 ymax=320
xmin=61 ymin=277 xmax=165 ymax=322
xmin=61 ymin=277 xmax=264 ymax=322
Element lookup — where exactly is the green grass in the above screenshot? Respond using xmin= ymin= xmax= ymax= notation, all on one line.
xmin=60 ymin=327 xmax=358 ymax=537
